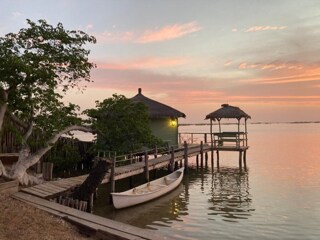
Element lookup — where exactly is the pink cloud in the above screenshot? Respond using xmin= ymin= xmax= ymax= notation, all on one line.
xmin=224 ymin=60 xmax=233 ymax=66
xmin=95 ymin=22 xmax=201 ymax=44
xmin=245 ymin=25 xmax=287 ymax=32
xmin=238 ymin=61 xmax=304 ymax=71
xmin=231 ymin=28 xmax=238 ymax=32
xmin=97 ymin=57 xmax=189 ymax=70
xmin=243 ymin=62 xmax=320 ymax=85
xmin=136 ymin=22 xmax=202 ymax=43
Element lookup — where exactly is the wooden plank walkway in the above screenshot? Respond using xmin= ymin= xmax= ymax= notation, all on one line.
xmin=20 ymin=144 xmax=249 ymax=199
xmin=12 ymin=192 xmax=167 ymax=240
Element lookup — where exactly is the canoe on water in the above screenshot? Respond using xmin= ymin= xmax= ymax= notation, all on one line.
xmin=111 ymin=167 xmax=184 ymax=209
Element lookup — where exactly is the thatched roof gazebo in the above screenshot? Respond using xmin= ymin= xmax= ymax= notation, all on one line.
xmin=205 ymin=104 xmax=251 ymax=147
xmin=131 ymin=88 xmax=185 ymax=146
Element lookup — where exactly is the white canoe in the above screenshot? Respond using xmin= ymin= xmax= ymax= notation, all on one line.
xmin=111 ymin=167 xmax=184 ymax=209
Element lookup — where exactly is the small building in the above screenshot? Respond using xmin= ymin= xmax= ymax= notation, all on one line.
xmin=131 ymin=88 xmax=186 ymax=146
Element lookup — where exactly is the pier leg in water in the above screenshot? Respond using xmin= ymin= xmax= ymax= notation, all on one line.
xmin=216 ymin=151 xmax=220 ymax=171
xmin=244 ymin=150 xmax=247 ymax=171
xmin=211 ymin=150 xmax=214 ymax=171
xmin=205 ymin=152 xmax=208 ymax=168
xmin=175 ymin=161 xmax=178 ymax=170
xmin=239 ymin=151 xmax=243 ymax=172
xmin=196 ymin=155 xmax=199 ymax=168
xmin=200 ymin=141 xmax=204 ymax=167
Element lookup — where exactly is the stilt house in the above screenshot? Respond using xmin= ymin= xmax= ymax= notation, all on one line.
xmin=131 ymin=88 xmax=186 ymax=146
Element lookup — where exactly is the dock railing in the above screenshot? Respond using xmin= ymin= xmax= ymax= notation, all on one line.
xmin=179 ymin=132 xmax=248 ymax=148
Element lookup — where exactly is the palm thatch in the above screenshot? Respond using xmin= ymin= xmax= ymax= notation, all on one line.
xmin=131 ymin=88 xmax=186 ymax=119
xmin=205 ymin=104 xmax=251 ymax=121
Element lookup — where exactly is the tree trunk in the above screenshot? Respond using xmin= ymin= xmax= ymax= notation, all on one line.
xmin=72 ymin=159 xmax=110 ymax=202
xmin=0 ymin=103 xmax=8 ymax=133
xmin=5 ymin=125 xmax=95 ymax=185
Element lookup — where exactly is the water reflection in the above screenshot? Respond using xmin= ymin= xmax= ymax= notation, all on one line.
xmin=94 ymin=166 xmax=254 ymax=231
xmin=110 ymin=184 xmax=187 ymax=229
xmin=207 ymin=167 xmax=254 ymax=222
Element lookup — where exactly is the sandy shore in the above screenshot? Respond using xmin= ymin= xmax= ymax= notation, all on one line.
xmin=0 ymin=194 xmax=96 ymax=240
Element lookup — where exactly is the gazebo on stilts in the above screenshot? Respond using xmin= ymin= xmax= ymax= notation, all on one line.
xmin=205 ymin=104 xmax=251 ymax=171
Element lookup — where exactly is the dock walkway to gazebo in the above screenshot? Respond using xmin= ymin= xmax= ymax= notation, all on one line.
xmin=20 ymin=143 xmax=211 ymax=200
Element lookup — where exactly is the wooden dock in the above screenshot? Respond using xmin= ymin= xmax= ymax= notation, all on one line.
xmin=12 ymin=192 xmax=167 ymax=240
xmin=21 ymin=144 xmax=212 ymax=199
xmin=15 ymin=139 xmax=248 ymax=240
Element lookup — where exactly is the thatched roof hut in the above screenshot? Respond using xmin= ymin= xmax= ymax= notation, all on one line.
xmin=131 ymin=88 xmax=185 ymax=146
xmin=131 ymin=88 xmax=186 ymax=119
xmin=205 ymin=104 xmax=251 ymax=121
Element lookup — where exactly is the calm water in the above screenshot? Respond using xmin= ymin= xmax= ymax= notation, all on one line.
xmin=94 ymin=123 xmax=320 ymax=240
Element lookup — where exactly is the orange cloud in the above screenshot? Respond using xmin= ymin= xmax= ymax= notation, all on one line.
xmin=245 ymin=25 xmax=287 ymax=32
xmin=97 ymin=57 xmax=189 ymax=70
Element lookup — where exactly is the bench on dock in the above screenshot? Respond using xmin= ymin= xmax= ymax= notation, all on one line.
xmin=213 ymin=132 xmax=247 ymax=148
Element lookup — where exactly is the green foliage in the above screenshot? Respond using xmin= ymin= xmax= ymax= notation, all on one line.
xmin=0 ymin=19 xmax=96 ymax=150
xmin=85 ymin=94 xmax=163 ymax=154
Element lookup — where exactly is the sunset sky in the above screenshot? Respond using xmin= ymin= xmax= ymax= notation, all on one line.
xmin=1 ymin=0 xmax=320 ymax=123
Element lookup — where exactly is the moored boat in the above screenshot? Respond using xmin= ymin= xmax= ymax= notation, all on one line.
xmin=111 ymin=167 xmax=184 ymax=209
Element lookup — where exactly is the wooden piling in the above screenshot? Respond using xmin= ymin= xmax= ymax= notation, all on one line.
xmin=216 ymin=151 xmax=220 ymax=169
xmin=211 ymin=150 xmax=214 ymax=169
xmin=200 ymin=141 xmax=204 ymax=167
xmin=144 ymin=151 xmax=149 ymax=182
xmin=154 ymin=145 xmax=158 ymax=158
xmin=205 ymin=152 xmax=208 ymax=167
xmin=110 ymin=153 xmax=116 ymax=203
xmin=196 ymin=155 xmax=199 ymax=168
xmin=243 ymin=150 xmax=247 ymax=171
xmin=170 ymin=146 xmax=175 ymax=172
xmin=239 ymin=150 xmax=243 ymax=171
xmin=184 ymin=141 xmax=188 ymax=172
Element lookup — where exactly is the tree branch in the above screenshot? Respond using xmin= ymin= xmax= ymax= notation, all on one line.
xmin=25 ymin=125 xmax=95 ymax=168
xmin=7 ymin=111 xmax=29 ymax=129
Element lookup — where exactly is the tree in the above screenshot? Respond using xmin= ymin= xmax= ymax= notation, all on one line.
xmin=85 ymin=94 xmax=162 ymax=155
xmin=0 ymin=19 xmax=96 ymax=185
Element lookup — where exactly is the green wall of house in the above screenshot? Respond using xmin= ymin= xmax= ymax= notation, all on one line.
xmin=149 ymin=118 xmax=178 ymax=146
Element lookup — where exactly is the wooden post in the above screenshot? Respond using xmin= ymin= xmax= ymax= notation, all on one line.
xmin=205 ymin=152 xmax=208 ymax=167
xmin=204 ymin=133 xmax=207 ymax=143
xmin=110 ymin=153 xmax=116 ymax=203
xmin=48 ymin=163 xmax=53 ymax=181
xmin=211 ymin=150 xmax=214 ymax=170
xmin=196 ymin=155 xmax=199 ymax=168
xmin=218 ymin=119 xmax=221 ymax=133
xmin=239 ymin=150 xmax=243 ymax=172
xmin=154 ymin=145 xmax=158 ymax=158
xmin=184 ymin=141 xmax=188 ymax=172
xmin=144 ymin=151 xmax=149 ymax=182
xmin=88 ymin=193 xmax=94 ymax=213
xmin=191 ymin=133 xmax=193 ymax=144
xmin=170 ymin=146 xmax=175 ymax=172
xmin=245 ymin=119 xmax=248 ymax=146
xmin=244 ymin=150 xmax=247 ymax=171
xmin=200 ymin=141 xmax=204 ymax=167
xmin=210 ymin=119 xmax=213 ymax=149
xmin=216 ymin=151 xmax=220 ymax=169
